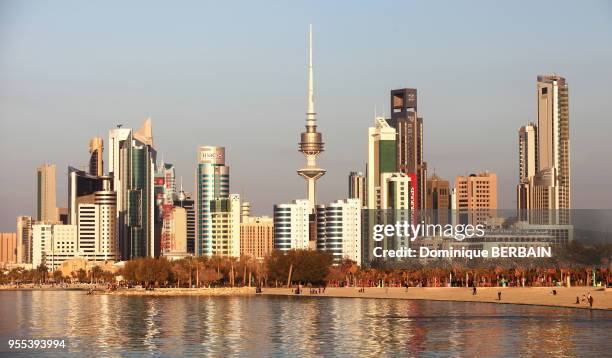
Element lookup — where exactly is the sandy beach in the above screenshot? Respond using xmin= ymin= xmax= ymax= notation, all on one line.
xmin=106 ymin=287 xmax=255 ymax=296
xmin=262 ymin=286 xmax=612 ymax=310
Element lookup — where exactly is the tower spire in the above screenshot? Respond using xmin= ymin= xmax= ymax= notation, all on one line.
xmin=307 ymin=24 xmax=315 ymax=123
xmin=298 ymin=24 xmax=325 ymax=207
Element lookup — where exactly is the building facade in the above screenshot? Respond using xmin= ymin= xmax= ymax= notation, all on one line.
xmin=240 ymin=216 xmax=273 ymax=261
xmin=426 ymin=174 xmax=451 ymax=225
xmin=37 ymin=163 xmax=58 ymax=222
xmin=32 ymin=224 xmax=78 ymax=270
xmin=209 ymin=194 xmax=241 ymax=257
xmin=174 ymin=190 xmax=196 ymax=254
xmin=89 ymin=137 xmax=104 ymax=176
xmin=0 ymin=233 xmax=17 ymax=264
xmin=455 ymin=172 xmax=498 ymax=225
xmin=316 ymin=199 xmax=361 ymax=265
xmin=17 ymin=216 xmax=33 ymax=264
xmin=273 ymin=200 xmax=312 ymax=251
xmin=348 ymin=171 xmax=366 ymax=207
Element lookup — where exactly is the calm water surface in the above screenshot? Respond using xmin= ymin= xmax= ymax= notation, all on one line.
xmin=0 ymin=290 xmax=610 ymax=357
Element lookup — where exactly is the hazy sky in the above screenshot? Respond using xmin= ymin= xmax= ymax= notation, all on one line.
xmin=1 ymin=1 xmax=611 ymax=231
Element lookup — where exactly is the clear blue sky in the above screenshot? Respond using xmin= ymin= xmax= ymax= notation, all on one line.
xmin=1 ymin=1 xmax=611 ymax=231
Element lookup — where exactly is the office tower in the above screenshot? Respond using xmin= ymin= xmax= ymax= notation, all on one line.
xmin=537 ymin=75 xmax=570 ymax=211
xmin=37 ymin=164 xmax=58 ymax=222
xmin=273 ymin=200 xmax=312 ymax=251
xmin=516 ymin=76 xmax=571 ymax=224
xmin=108 ymin=119 xmax=156 ymax=260
xmin=426 ymin=174 xmax=451 ymax=225
xmin=196 ymin=146 xmax=230 ymax=256
xmin=517 ymin=123 xmax=538 ymax=213
xmin=240 ymin=216 xmax=273 ymax=261
xmin=297 ymin=25 xmax=325 ymax=207
xmin=388 ymin=88 xmax=427 ymax=211
xmin=89 ymin=137 xmax=104 ymax=176
xmin=32 ymin=224 xmax=77 ymax=270
xmin=209 ymin=194 xmax=241 ymax=257
xmin=455 ymin=172 xmax=497 ymax=225
xmin=0 ymin=233 xmax=17 ymax=264
xmin=348 ymin=171 xmax=366 ymax=207
xmin=68 ymin=167 xmax=117 ymax=261
xmin=174 ymin=188 xmax=196 ymax=254
xmin=17 ymin=216 xmax=33 ymax=264
xmin=518 ymin=123 xmax=538 ymax=182
xmin=366 ymin=117 xmax=397 ymax=209
xmin=316 ymin=199 xmax=361 ymax=265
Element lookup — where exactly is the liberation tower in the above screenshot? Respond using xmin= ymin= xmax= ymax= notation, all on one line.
xmin=298 ymin=24 xmax=325 ymax=207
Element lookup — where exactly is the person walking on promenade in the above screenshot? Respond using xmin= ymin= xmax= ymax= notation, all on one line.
xmin=497 ymin=291 xmax=502 ymax=300
xmin=473 ymin=286 xmax=477 ymax=295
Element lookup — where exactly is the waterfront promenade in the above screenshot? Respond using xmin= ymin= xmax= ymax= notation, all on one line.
xmin=263 ymin=286 xmax=612 ymax=310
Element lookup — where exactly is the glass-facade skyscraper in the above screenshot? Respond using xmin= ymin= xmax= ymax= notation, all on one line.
xmin=196 ymin=146 xmax=229 ymax=256
xmin=108 ymin=119 xmax=156 ymax=260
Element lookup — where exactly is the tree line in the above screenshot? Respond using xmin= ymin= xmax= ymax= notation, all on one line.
xmin=1 ymin=242 xmax=610 ymax=287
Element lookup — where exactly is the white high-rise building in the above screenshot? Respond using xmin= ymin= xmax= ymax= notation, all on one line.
xmin=32 ymin=224 xmax=78 ymax=270
xmin=273 ymin=200 xmax=312 ymax=251
xmin=316 ymin=199 xmax=361 ymax=265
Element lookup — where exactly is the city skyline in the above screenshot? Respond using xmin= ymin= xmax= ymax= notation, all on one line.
xmin=2 ymin=1 xmax=612 ymax=231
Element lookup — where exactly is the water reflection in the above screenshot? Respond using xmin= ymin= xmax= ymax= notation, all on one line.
xmin=1 ymin=291 xmax=611 ymax=357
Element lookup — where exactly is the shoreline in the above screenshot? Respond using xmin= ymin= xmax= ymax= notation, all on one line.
xmin=2 ymin=285 xmax=610 ymax=310
xmin=262 ymin=287 xmax=612 ymax=311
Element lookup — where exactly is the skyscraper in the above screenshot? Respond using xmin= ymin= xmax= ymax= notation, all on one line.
xmin=348 ymin=171 xmax=366 ymax=207
xmin=89 ymin=137 xmax=104 ymax=176
xmin=17 ymin=216 xmax=33 ymax=264
xmin=516 ymin=75 xmax=571 ymax=223
xmin=518 ymin=123 xmax=538 ymax=183
xmin=366 ymin=117 xmax=397 ymax=209
xmin=535 ymin=75 xmax=571 ymax=210
xmin=196 ymin=146 xmax=229 ymax=256
xmin=37 ymin=164 xmax=58 ymax=222
xmin=387 ymin=88 xmax=427 ymax=211
xmin=517 ymin=123 xmax=537 ymax=213
xmin=297 ymin=24 xmax=325 ymax=207
xmin=108 ymin=119 xmax=156 ymax=260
